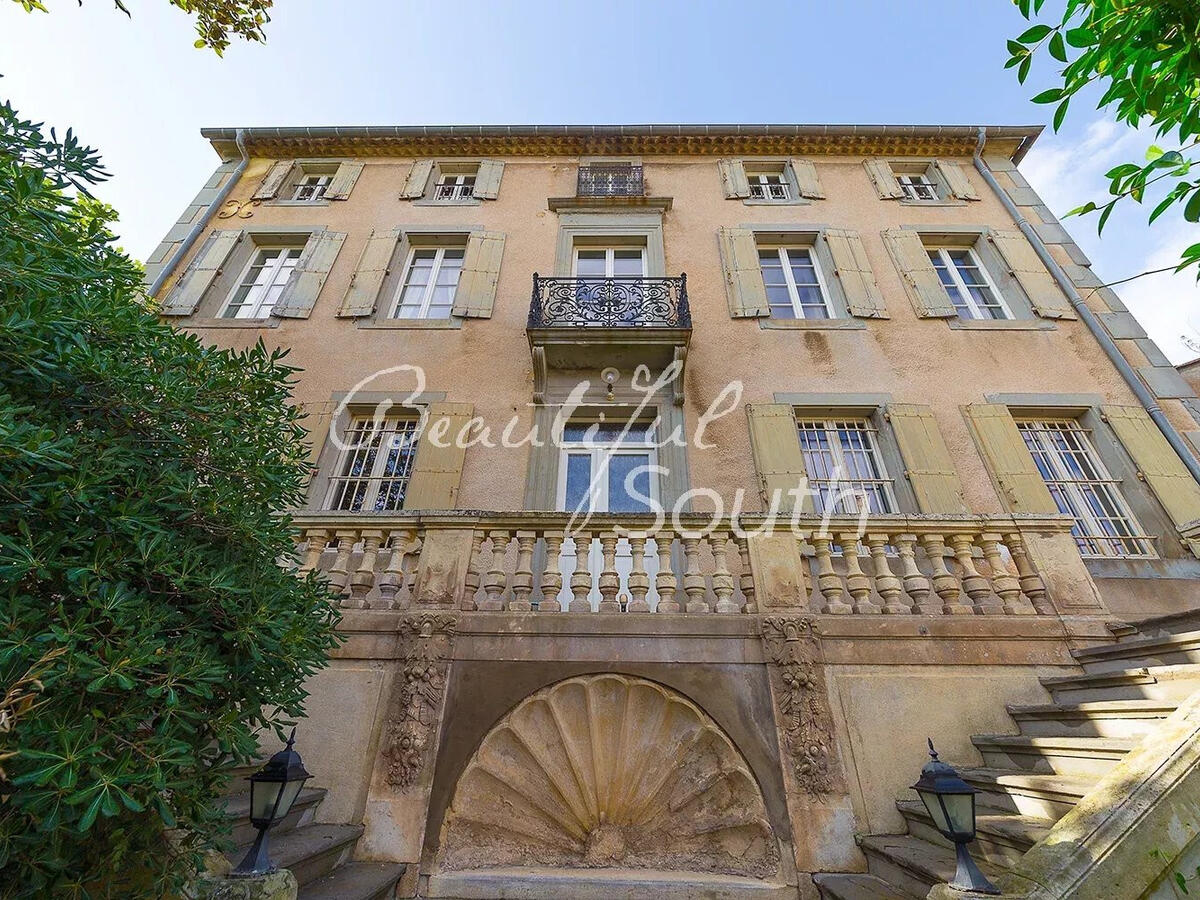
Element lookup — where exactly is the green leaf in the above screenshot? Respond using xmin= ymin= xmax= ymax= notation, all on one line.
xmin=1064 ymin=27 xmax=1095 ymax=47
xmin=1146 ymin=145 xmax=1164 ymax=162
xmin=1104 ymin=163 xmax=1141 ymax=179
xmin=1149 ymin=194 xmax=1177 ymax=224
xmin=1049 ymin=32 xmax=1067 ymax=63
xmin=1018 ymin=55 xmax=1032 ymax=84
xmin=1017 ymin=23 xmax=1051 ymax=43
xmin=1007 ymin=40 xmax=1027 ymax=57
xmin=1175 ymin=872 xmax=1188 ymax=894
xmin=1031 ymin=88 xmax=1064 ymax=104
xmin=1185 ymin=189 xmax=1200 ymax=223
xmin=1053 ymin=98 xmax=1070 ymax=132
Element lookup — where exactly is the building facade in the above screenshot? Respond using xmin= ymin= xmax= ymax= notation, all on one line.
xmin=151 ymin=125 xmax=1200 ymax=899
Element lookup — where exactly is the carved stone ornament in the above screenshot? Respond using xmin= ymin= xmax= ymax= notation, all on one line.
xmin=382 ymin=613 xmax=456 ymax=789
xmin=437 ymin=674 xmax=780 ymax=879
xmin=760 ymin=616 xmax=844 ymax=799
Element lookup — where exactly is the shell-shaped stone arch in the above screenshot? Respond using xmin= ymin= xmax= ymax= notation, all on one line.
xmin=436 ymin=673 xmax=781 ymax=879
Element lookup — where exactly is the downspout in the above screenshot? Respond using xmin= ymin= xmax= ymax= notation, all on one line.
xmin=148 ymin=127 xmax=250 ymax=298
xmin=973 ymin=127 xmax=1200 ymax=485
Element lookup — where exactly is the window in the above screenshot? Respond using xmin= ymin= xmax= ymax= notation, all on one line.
xmin=292 ymin=173 xmax=332 ymax=202
xmin=557 ymin=422 xmax=657 ymax=514
xmin=748 ymin=171 xmax=791 ymax=201
xmin=1016 ymin=418 xmax=1154 ymax=558
xmin=897 ymin=172 xmax=939 ymax=201
xmin=220 ymin=245 xmax=303 ymax=319
xmin=434 ymin=172 xmax=476 ymax=201
xmin=573 ymin=246 xmax=647 ymax=279
xmin=389 ymin=246 xmax=465 ymax=319
xmin=759 ymin=247 xmax=832 ymax=319
xmin=325 ymin=415 xmax=419 ymax=512
xmin=796 ymin=418 xmax=897 ymax=514
xmin=928 ymin=247 xmax=1012 ymax=320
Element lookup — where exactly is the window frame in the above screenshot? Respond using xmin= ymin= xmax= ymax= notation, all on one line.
xmin=794 ymin=415 xmax=900 ymax=516
xmin=927 ymin=245 xmax=1014 ymax=320
xmin=292 ymin=172 xmax=333 ymax=202
xmin=571 ymin=245 xmax=648 ymax=278
xmin=896 ymin=172 xmax=939 ymax=202
xmin=387 ymin=243 xmax=467 ymax=320
xmin=218 ymin=242 xmax=305 ymax=319
xmin=555 ymin=420 xmax=660 ymax=514
xmin=323 ymin=413 xmax=421 ymax=513
xmin=747 ymin=170 xmax=792 ymax=202
xmin=758 ymin=244 xmax=835 ymax=320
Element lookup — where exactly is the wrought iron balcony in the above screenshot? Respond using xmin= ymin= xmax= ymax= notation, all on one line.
xmin=577 ymin=164 xmax=644 ymax=197
xmin=528 ymin=275 xmax=691 ymax=328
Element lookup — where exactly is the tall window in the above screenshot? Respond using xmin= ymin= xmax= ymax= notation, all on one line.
xmin=390 ymin=246 xmax=465 ymax=319
xmin=796 ymin=418 xmax=897 ymax=514
xmin=292 ymin=173 xmax=332 ymax=202
xmin=573 ymin=247 xmax=647 ymax=279
xmin=220 ymin=245 xmax=303 ymax=319
xmin=434 ymin=172 xmax=476 ymax=201
xmin=748 ymin=171 xmax=791 ymax=201
xmin=325 ymin=415 xmax=420 ymax=512
xmin=897 ymin=172 xmax=939 ymax=201
xmin=927 ymin=247 xmax=1012 ymax=320
xmin=1016 ymin=419 xmax=1153 ymax=558
xmin=759 ymin=247 xmax=832 ymax=319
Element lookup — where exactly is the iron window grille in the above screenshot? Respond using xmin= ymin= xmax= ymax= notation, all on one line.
xmin=292 ymin=174 xmax=332 ymax=202
xmin=577 ymin=164 xmax=644 ymax=197
xmin=434 ymin=173 xmax=476 ymax=201
xmin=325 ymin=416 xmax=420 ymax=512
xmin=898 ymin=173 xmax=939 ymax=201
xmin=748 ymin=173 xmax=791 ymax=201
xmin=795 ymin=418 xmax=898 ymax=515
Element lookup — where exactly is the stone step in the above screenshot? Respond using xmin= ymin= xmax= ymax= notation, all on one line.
xmin=1040 ymin=665 xmax=1200 ymax=704
xmin=971 ymin=733 xmax=1139 ymax=777
xmin=958 ymin=767 xmax=1091 ymax=823
xmin=812 ymin=871 xmax=915 ymax=900
xmin=1073 ymin=631 xmax=1200 ymax=674
xmin=226 ymin=823 xmax=363 ymax=887
xmin=1006 ymin=699 xmax=1176 ymax=738
xmin=1127 ymin=610 xmax=1200 ymax=639
xmin=858 ymin=834 xmax=1004 ymax=899
xmin=221 ymin=787 xmax=326 ymax=846
xmin=895 ymin=800 xmax=1050 ymax=868
xmin=299 ymin=861 xmax=406 ymax=900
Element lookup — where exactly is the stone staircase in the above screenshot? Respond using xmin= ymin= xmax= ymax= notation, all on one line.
xmin=814 ymin=618 xmax=1200 ymax=899
xmin=220 ymin=773 xmax=404 ymax=900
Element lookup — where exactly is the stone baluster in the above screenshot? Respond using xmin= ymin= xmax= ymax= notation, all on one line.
xmin=627 ymin=535 xmax=651 ymax=613
xmin=1005 ymin=531 xmax=1051 ymax=614
xmin=921 ymin=533 xmax=972 ymax=615
xmin=682 ymin=535 xmax=708 ymax=613
xmin=539 ymin=533 xmax=564 ymax=612
xmin=950 ymin=533 xmax=1001 ymax=614
xmin=598 ymin=532 xmax=621 ymax=613
xmin=981 ymin=533 xmax=1034 ymax=616
xmin=298 ymin=528 xmax=329 ymax=574
xmin=327 ymin=529 xmax=356 ymax=602
xmin=655 ymin=530 xmax=680 ymax=613
xmin=812 ymin=534 xmax=851 ymax=614
xmin=735 ymin=534 xmax=757 ymax=614
xmin=895 ymin=533 xmax=935 ymax=615
xmin=839 ymin=534 xmax=880 ymax=614
xmin=509 ymin=531 xmax=537 ymax=612
xmin=480 ymin=530 xmax=510 ymax=611
xmin=348 ymin=529 xmax=383 ymax=607
xmin=569 ymin=530 xmax=594 ymax=612
xmin=711 ymin=532 xmax=739 ymax=614
xmin=866 ymin=533 xmax=908 ymax=615
xmin=461 ymin=530 xmax=485 ymax=611
xmin=375 ymin=527 xmax=417 ymax=610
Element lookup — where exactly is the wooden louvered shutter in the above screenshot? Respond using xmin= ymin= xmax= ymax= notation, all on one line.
xmin=324 ymin=161 xmax=364 ymax=200
xmin=402 ymin=160 xmax=434 ymax=198
xmin=789 ymin=159 xmax=825 ymax=199
xmin=935 ymin=159 xmax=980 ymax=201
xmin=988 ymin=229 xmax=1077 ymax=320
xmin=404 ymin=402 xmax=474 ymax=509
xmin=887 ymin=404 xmax=968 ymax=513
xmin=964 ymin=404 xmax=1058 ymax=513
xmin=338 ymin=228 xmax=400 ymax=317
xmin=160 ymin=229 xmax=242 ymax=316
xmin=453 ymin=231 xmax=505 ymax=318
xmin=882 ymin=228 xmax=956 ymax=318
xmin=718 ymin=159 xmax=751 ymax=199
xmin=272 ymin=230 xmax=346 ymax=318
xmin=747 ymin=404 xmax=812 ymax=513
xmin=864 ymin=158 xmax=904 ymax=199
xmin=718 ymin=226 xmax=768 ymax=318
xmin=1104 ymin=405 xmax=1200 ymax=535
xmin=253 ymin=161 xmax=292 ymax=200
xmin=825 ymin=228 xmax=887 ymax=319
xmin=473 ymin=160 xmax=504 ymax=199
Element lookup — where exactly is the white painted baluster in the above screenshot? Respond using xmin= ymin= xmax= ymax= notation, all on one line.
xmin=539 ymin=532 xmax=564 ymax=612
xmin=510 ymin=531 xmax=536 ymax=612
xmin=627 ymin=535 xmax=651 ymax=613
xmin=866 ymin=533 xmax=908 ymax=614
xmin=655 ymin=530 xmax=680 ymax=613
xmin=813 ymin=534 xmax=851 ymax=614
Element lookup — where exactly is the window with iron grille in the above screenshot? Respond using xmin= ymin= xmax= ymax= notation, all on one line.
xmin=325 ymin=415 xmax=420 ymax=512
xmin=220 ymin=244 xmax=304 ymax=319
xmin=1016 ymin=418 xmax=1154 ymax=558
xmin=748 ymin=172 xmax=791 ymax=201
xmin=577 ymin=163 xmax=643 ymax=197
xmin=292 ymin=173 xmax=332 ymax=202
xmin=759 ymin=246 xmax=832 ymax=319
xmin=927 ymin=247 xmax=1013 ymax=320
xmin=434 ymin=172 xmax=476 ymax=201
xmin=796 ymin=418 xmax=897 ymax=514
xmin=897 ymin=173 xmax=939 ymax=201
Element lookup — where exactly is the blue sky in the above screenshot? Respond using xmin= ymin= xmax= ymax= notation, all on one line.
xmin=2 ymin=0 xmax=1197 ymax=360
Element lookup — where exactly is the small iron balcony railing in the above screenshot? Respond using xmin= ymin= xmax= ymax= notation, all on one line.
xmin=577 ymin=164 xmax=644 ymax=197
xmin=528 ymin=275 xmax=691 ymax=328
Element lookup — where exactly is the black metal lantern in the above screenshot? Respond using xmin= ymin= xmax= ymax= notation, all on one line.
xmin=232 ymin=729 xmax=311 ymax=876
xmin=911 ymin=739 xmax=999 ymax=895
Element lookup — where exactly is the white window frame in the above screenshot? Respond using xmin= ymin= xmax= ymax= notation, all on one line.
xmin=927 ymin=246 xmax=1014 ymax=320
xmin=324 ymin=415 xmax=420 ymax=512
xmin=759 ymin=245 xmax=834 ymax=319
xmin=434 ymin=171 xmax=477 ymax=202
xmin=219 ymin=244 xmax=304 ymax=319
xmin=571 ymin=246 xmax=648 ymax=278
xmin=795 ymin=417 xmax=898 ymax=515
xmin=747 ymin=171 xmax=792 ymax=201
xmin=292 ymin=173 xmax=333 ymax=202
xmin=555 ymin=423 xmax=659 ymax=514
xmin=388 ymin=245 xmax=465 ymax=319
xmin=1016 ymin=418 xmax=1155 ymax=559
xmin=897 ymin=172 xmax=939 ymax=201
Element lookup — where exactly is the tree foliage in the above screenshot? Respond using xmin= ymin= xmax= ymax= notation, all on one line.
xmin=1007 ymin=0 xmax=1200 ymax=272
xmin=0 ymin=101 xmax=340 ymax=897
xmin=10 ymin=0 xmax=272 ymax=54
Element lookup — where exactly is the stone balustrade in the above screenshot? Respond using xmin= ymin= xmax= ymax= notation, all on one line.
xmin=291 ymin=512 xmax=1079 ymax=618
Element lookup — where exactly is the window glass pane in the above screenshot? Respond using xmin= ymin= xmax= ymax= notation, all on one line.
xmin=607 ymin=453 xmax=653 ymax=513
xmin=575 ymin=250 xmax=606 ymax=277
xmin=612 ymin=250 xmax=645 ymax=277
xmin=563 ymin=453 xmax=593 ymax=512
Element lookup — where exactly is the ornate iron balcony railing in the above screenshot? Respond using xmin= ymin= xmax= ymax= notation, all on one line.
xmin=528 ymin=275 xmax=691 ymax=328
xmin=577 ymin=164 xmax=644 ymax=197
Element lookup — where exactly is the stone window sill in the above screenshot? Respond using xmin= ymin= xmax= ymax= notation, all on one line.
xmin=183 ymin=317 xmax=281 ymax=329
xmin=742 ymin=198 xmax=813 ymax=207
xmin=357 ymin=318 xmax=463 ymax=330
xmin=266 ymin=199 xmax=331 ymax=208
xmin=899 ymin=198 xmax=967 ymax=208
xmin=947 ymin=318 xmax=1055 ymax=331
xmin=759 ymin=317 xmax=866 ymax=331
xmin=412 ymin=198 xmax=483 ymax=207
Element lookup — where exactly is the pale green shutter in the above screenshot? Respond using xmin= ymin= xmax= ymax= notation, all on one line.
xmin=1104 ymin=405 xmax=1200 ymax=534
xmin=718 ymin=226 xmax=768 ymax=318
xmin=338 ymin=228 xmax=400 ymax=317
xmin=887 ymin=404 xmax=968 ymax=513
xmin=935 ymin=159 xmax=980 ymax=201
xmin=789 ymin=159 xmax=825 ymax=199
xmin=473 ymin=160 xmax=504 ymax=199
xmin=253 ymin=161 xmax=292 ymax=201
xmin=964 ymin=404 xmax=1058 ymax=513
xmin=161 ymin=229 xmax=242 ymax=316
xmin=882 ymin=228 xmax=956 ymax=318
xmin=989 ymin=229 xmax=1077 ymax=320
xmin=401 ymin=160 xmax=434 ymax=198
xmin=324 ymin=161 xmax=364 ymax=200
xmin=453 ymin=231 xmax=505 ymax=318
xmin=864 ymin=159 xmax=904 ymax=199
xmin=272 ymin=230 xmax=346 ymax=318
xmin=825 ymin=228 xmax=887 ymax=319
xmin=405 ymin=402 xmax=474 ymax=509
xmin=718 ymin=159 xmax=751 ymax=199
xmin=747 ymin=404 xmax=812 ymax=513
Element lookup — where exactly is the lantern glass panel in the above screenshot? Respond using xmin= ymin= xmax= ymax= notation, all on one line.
xmin=942 ymin=791 xmax=976 ymax=838
xmin=249 ymin=777 xmax=284 ymax=823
